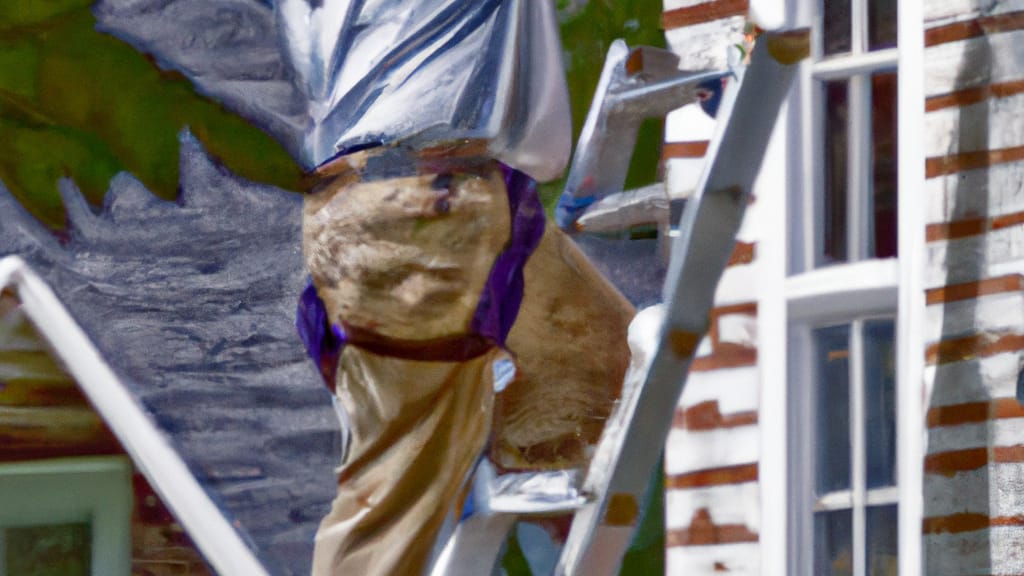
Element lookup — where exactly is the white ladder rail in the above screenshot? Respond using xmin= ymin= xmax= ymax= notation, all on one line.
xmin=554 ymin=30 xmax=808 ymax=576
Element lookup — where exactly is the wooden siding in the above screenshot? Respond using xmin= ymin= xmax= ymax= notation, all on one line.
xmin=0 ymin=291 xmax=211 ymax=575
xmin=0 ymin=289 xmax=121 ymax=462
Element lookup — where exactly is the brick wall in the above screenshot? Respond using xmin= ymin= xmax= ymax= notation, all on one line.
xmin=658 ymin=1 xmax=763 ymax=562
xmin=922 ymin=3 xmax=1024 ymax=573
xmin=0 ymin=290 xmax=211 ymax=575
xmin=663 ymin=0 xmax=1024 ymax=573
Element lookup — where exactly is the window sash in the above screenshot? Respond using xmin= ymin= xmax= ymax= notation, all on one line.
xmin=793 ymin=315 xmax=897 ymax=576
xmin=0 ymin=457 xmax=131 ymax=576
xmin=798 ymin=21 xmax=899 ymax=274
xmin=766 ymin=0 xmax=925 ymax=573
xmin=815 ymin=486 xmax=901 ymax=512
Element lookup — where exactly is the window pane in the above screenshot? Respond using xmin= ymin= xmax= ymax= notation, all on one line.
xmin=815 ymin=509 xmax=853 ymax=576
xmin=864 ymin=319 xmax=897 ymax=488
xmin=866 ymin=505 xmax=899 ymax=575
xmin=870 ymin=73 xmax=898 ymax=259
xmin=868 ymin=0 xmax=898 ymax=50
xmin=5 ymin=523 xmax=91 ymax=576
xmin=823 ymin=0 xmax=852 ymax=55
xmin=815 ymin=324 xmax=851 ymax=494
xmin=821 ymin=80 xmax=850 ymax=267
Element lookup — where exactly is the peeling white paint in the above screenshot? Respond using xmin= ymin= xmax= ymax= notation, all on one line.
xmin=666 ymin=103 xmax=717 ymax=142
xmin=925 ymin=93 xmax=1024 ymax=158
xmin=667 ymin=542 xmax=760 ymax=576
xmin=925 ymin=291 xmax=1024 ymax=342
xmin=667 ymin=157 xmax=709 ymax=199
xmin=924 ymin=163 xmax=1024 ymax=225
xmin=925 ymin=229 xmax=1024 ymax=289
xmin=665 ymin=482 xmax=761 ymax=531
xmin=718 ymin=311 xmax=759 ymax=348
xmin=927 ymin=417 xmax=1024 ymax=454
xmin=716 ymin=262 xmax=763 ymax=306
xmin=924 ymin=461 xmax=1024 ymax=517
xmin=664 ymin=17 xmax=747 ymax=72
xmin=679 ymin=366 xmax=761 ymax=414
xmin=925 ymin=525 xmax=1024 ymax=575
xmin=926 ymin=352 xmax=1021 ymax=405
xmin=924 ymin=0 xmax=1024 ymax=25
xmin=663 ymin=0 xmax=715 ymax=12
xmin=925 ymin=31 xmax=1024 ymax=97
xmin=665 ymin=423 xmax=760 ymax=475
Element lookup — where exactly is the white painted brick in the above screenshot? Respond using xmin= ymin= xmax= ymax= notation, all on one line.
xmin=992 ymin=463 xmax=1024 ymax=517
xmin=925 ymin=291 xmax=1024 ymax=342
xmin=665 ymin=482 xmax=760 ymax=531
xmin=925 ymin=93 xmax=1024 ymax=158
xmin=925 ymin=459 xmax=1024 ymax=518
xmin=679 ymin=366 xmax=760 ymax=414
xmin=666 ymin=103 xmax=716 ymax=143
xmin=925 ymin=162 xmax=1024 ymax=225
xmin=927 ymin=417 xmax=1024 ymax=454
xmin=925 ymin=0 xmax=1024 ymax=25
xmin=667 ymin=543 xmax=760 ymax=576
xmin=925 ymin=31 xmax=1024 ymax=97
xmin=665 ymin=423 xmax=759 ymax=475
xmin=666 ymin=157 xmax=707 ymax=199
xmin=716 ymin=261 xmax=763 ymax=306
xmin=718 ymin=311 xmax=758 ymax=348
xmin=665 ymin=17 xmax=747 ymax=72
xmin=735 ymin=191 xmax=763 ymax=244
xmin=989 ymin=256 xmax=1024 ymax=283
xmin=926 ymin=352 xmax=1021 ymax=406
xmin=926 ymin=421 xmax=991 ymax=455
xmin=925 ymin=228 xmax=1024 ymax=288
xmin=925 ymin=466 xmax=994 ymax=517
xmin=697 ymin=334 xmax=714 ymax=357
xmin=664 ymin=0 xmax=713 ymax=11
xmin=925 ymin=525 xmax=1024 ymax=576
xmin=925 ymin=462 xmax=1024 ymax=518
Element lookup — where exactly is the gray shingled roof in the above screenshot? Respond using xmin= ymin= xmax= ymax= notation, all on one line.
xmin=0 ymin=131 xmax=338 ymax=576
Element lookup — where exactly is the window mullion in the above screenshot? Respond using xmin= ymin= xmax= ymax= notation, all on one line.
xmin=865 ymin=486 xmax=901 ymax=506
xmin=802 ymin=62 xmax=818 ymax=273
xmin=851 ymin=320 xmax=867 ymax=576
xmin=852 ymin=0 xmax=868 ymax=54
xmin=847 ymin=74 xmax=871 ymax=262
xmin=794 ymin=325 xmax=815 ymax=575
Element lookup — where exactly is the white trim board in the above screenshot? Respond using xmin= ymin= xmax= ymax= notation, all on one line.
xmin=0 ymin=457 xmax=132 ymax=576
xmin=0 ymin=256 xmax=269 ymax=576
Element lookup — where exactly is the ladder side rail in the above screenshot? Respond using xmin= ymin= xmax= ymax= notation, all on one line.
xmin=558 ymin=39 xmax=729 ymax=229
xmin=554 ymin=34 xmax=805 ymax=576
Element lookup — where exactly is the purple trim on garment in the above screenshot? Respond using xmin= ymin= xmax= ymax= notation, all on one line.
xmin=471 ymin=164 xmax=546 ymax=347
xmin=296 ymin=279 xmax=346 ymax=392
xmin=296 ymin=163 xmax=544 ymax=382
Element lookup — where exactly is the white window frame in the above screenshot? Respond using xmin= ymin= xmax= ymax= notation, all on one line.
xmin=789 ymin=313 xmax=899 ymax=575
xmin=795 ymin=5 xmax=898 ymax=273
xmin=758 ymin=0 xmax=925 ymax=574
xmin=0 ymin=456 xmax=132 ymax=576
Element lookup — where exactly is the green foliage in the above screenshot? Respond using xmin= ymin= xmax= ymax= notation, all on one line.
xmin=0 ymin=3 xmax=302 ymax=228
xmin=501 ymin=527 xmax=535 ymax=576
xmin=620 ymin=462 xmax=666 ymax=575
xmin=4 ymin=523 xmax=92 ymax=576
xmin=540 ymin=0 xmax=668 ymax=211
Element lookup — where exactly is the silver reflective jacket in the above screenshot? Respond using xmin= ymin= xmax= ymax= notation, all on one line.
xmin=94 ymin=0 xmax=571 ymax=181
